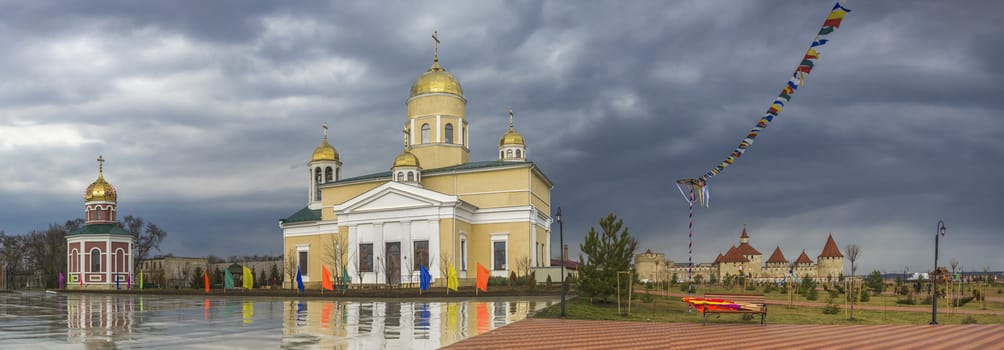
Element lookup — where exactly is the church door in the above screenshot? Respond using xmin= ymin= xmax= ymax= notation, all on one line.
xmin=385 ymin=242 xmax=401 ymax=286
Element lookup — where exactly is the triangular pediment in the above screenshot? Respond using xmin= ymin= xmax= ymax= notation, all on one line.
xmin=333 ymin=181 xmax=457 ymax=214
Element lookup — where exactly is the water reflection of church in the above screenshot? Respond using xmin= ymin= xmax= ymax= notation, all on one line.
xmin=65 ymin=294 xmax=135 ymax=345
xmin=283 ymin=299 xmax=547 ymax=349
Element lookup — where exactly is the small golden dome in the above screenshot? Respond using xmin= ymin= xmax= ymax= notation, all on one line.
xmin=409 ymin=61 xmax=464 ymax=99
xmin=85 ymin=172 xmax=117 ymax=202
xmin=499 ymin=129 xmax=525 ymax=146
xmin=392 ymin=149 xmax=421 ymax=168
xmin=311 ymin=137 xmax=339 ymax=162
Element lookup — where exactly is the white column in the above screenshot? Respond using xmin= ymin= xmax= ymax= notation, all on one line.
xmin=435 ymin=115 xmax=442 ymax=143
xmin=106 ymin=240 xmax=112 ymax=285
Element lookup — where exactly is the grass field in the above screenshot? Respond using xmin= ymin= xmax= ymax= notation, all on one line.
xmin=534 ymin=292 xmax=1003 ymax=325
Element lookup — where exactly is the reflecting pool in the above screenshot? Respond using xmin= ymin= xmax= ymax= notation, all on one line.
xmin=0 ymin=292 xmax=555 ymax=349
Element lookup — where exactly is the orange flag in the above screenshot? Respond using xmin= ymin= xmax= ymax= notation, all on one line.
xmin=476 ymin=263 xmax=490 ymax=292
xmin=321 ymin=265 xmax=334 ymax=291
xmin=204 ymin=271 xmax=210 ymax=293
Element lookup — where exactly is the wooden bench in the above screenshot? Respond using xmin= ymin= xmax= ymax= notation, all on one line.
xmin=699 ymin=293 xmax=767 ymax=325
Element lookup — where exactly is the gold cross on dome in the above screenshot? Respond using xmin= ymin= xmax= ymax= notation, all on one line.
xmin=97 ymin=155 xmax=105 ymax=173
xmin=432 ymin=31 xmax=440 ymax=62
xmin=508 ymin=107 xmax=514 ymax=129
xmin=323 ymin=121 xmax=328 ymax=138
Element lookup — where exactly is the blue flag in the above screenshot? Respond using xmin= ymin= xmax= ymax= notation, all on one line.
xmin=296 ymin=267 xmax=305 ymax=293
xmin=419 ymin=264 xmax=432 ymax=291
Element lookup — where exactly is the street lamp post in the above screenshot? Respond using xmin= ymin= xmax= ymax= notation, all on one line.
xmin=556 ymin=207 xmax=565 ymax=317
xmin=931 ymin=220 xmax=946 ymax=325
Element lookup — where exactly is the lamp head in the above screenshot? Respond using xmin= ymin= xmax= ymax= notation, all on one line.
xmin=555 ymin=207 xmax=562 ymax=223
xmin=939 ymin=221 xmax=946 ymax=236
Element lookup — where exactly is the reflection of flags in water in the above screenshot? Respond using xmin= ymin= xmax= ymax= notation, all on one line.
xmin=321 ymin=265 xmax=334 ymax=291
xmin=204 ymin=298 xmax=210 ymax=321
xmin=476 ymin=302 xmax=490 ymax=335
xmin=58 ymin=272 xmax=64 ymax=290
xmin=242 ymin=301 xmax=254 ymax=324
xmin=476 ymin=263 xmax=490 ymax=292
xmin=321 ymin=302 xmax=333 ymax=328
xmin=296 ymin=267 xmax=305 ymax=292
xmin=242 ymin=266 xmax=254 ymax=290
xmin=447 ymin=266 xmax=458 ymax=291
xmin=224 ymin=269 xmax=235 ymax=289
xmin=417 ymin=302 xmax=431 ymax=327
xmin=419 ymin=265 xmax=432 ymax=291
xmin=446 ymin=303 xmax=459 ymax=331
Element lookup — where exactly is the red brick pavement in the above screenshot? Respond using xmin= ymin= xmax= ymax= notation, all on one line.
xmin=442 ymin=318 xmax=1004 ymax=349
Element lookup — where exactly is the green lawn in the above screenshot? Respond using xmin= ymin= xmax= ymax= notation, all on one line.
xmin=534 ymin=294 xmax=1003 ymax=325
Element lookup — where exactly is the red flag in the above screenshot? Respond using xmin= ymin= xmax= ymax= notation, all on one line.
xmin=321 ymin=265 xmax=334 ymax=291
xmin=476 ymin=263 xmax=490 ymax=292
xmin=204 ymin=271 xmax=210 ymax=293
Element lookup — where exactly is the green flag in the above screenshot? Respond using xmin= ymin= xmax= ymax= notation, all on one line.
xmin=224 ymin=269 xmax=235 ymax=289
xmin=342 ymin=265 xmax=350 ymax=290
xmin=139 ymin=271 xmax=144 ymax=290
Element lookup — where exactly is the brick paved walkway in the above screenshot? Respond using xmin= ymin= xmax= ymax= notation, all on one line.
xmin=442 ymin=318 xmax=1004 ymax=349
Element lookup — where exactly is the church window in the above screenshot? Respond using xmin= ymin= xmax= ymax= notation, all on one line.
xmin=407 ymin=172 xmax=415 ymax=181
xmin=397 ymin=172 xmax=404 ymax=182
xmin=516 ymin=149 xmax=522 ymax=158
xmin=493 ymin=241 xmax=506 ymax=271
xmin=325 ymin=167 xmax=333 ymax=182
xmin=462 ymin=126 xmax=466 ymax=145
xmin=413 ymin=240 xmax=429 ymax=270
xmin=314 ymin=167 xmax=323 ymax=183
xmin=298 ymin=250 xmax=309 ymax=275
xmin=500 ymin=150 xmax=504 ymax=159
xmin=460 ymin=238 xmax=467 ymax=271
xmin=336 ymin=168 xmax=340 ymax=181
xmin=90 ymin=248 xmax=101 ymax=272
xmin=506 ymin=149 xmax=513 ymax=158
xmin=421 ymin=124 xmax=430 ymax=143
xmin=359 ymin=243 xmax=374 ymax=272
xmin=96 ymin=209 xmax=104 ymax=220
xmin=445 ymin=123 xmax=454 ymax=144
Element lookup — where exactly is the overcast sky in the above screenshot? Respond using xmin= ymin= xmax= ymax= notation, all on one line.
xmin=1 ymin=1 xmax=1001 ymax=275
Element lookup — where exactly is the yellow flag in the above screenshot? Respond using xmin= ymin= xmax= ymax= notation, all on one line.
xmin=447 ymin=265 xmax=458 ymax=291
xmin=242 ymin=266 xmax=254 ymax=290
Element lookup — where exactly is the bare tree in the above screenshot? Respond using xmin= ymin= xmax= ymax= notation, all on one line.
xmin=845 ymin=244 xmax=860 ymax=277
xmin=438 ymin=253 xmax=454 ymax=289
xmin=321 ymin=234 xmax=348 ymax=289
xmin=121 ymin=215 xmax=168 ymax=273
xmin=284 ymin=248 xmax=298 ymax=290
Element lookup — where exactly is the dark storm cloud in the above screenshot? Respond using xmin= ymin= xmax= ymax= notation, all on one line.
xmin=1 ymin=1 xmax=1001 ymax=275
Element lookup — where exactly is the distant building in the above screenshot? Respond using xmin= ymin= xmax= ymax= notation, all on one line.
xmin=136 ymin=256 xmax=208 ymax=288
xmin=635 ymin=226 xmax=846 ymax=283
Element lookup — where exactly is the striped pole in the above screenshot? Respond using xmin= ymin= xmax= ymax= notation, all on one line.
xmin=688 ymin=187 xmax=695 ymax=285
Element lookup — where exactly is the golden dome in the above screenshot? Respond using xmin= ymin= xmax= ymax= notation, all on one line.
xmin=85 ymin=172 xmax=117 ymax=202
xmin=409 ymin=61 xmax=464 ymax=99
xmin=392 ymin=149 xmax=420 ymax=168
xmin=499 ymin=129 xmax=525 ymax=146
xmin=311 ymin=137 xmax=340 ymax=162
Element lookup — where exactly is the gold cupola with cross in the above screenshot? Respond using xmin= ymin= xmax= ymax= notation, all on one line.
xmin=499 ymin=107 xmax=527 ymax=162
xmin=307 ymin=122 xmax=342 ymax=209
xmin=405 ymin=31 xmax=470 ymax=169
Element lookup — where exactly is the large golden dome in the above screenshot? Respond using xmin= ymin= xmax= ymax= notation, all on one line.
xmin=392 ymin=149 xmax=421 ymax=168
xmin=85 ymin=172 xmax=117 ymax=202
xmin=409 ymin=61 xmax=463 ymax=99
xmin=311 ymin=137 xmax=340 ymax=162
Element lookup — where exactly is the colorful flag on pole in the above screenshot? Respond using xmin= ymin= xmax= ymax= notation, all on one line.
xmin=116 ymin=275 xmax=120 ymax=290
xmin=447 ymin=265 xmax=458 ymax=292
xmin=224 ymin=269 xmax=235 ymax=289
xmin=296 ymin=267 xmax=305 ymax=293
xmin=127 ymin=274 xmax=131 ymax=289
xmin=419 ymin=264 xmax=432 ymax=291
xmin=476 ymin=263 xmax=490 ymax=292
xmin=204 ymin=271 xmax=210 ymax=293
xmin=242 ymin=266 xmax=254 ymax=290
xmin=58 ymin=272 xmax=64 ymax=290
xmin=321 ymin=265 xmax=334 ymax=291
xmin=342 ymin=265 xmax=350 ymax=290
xmin=139 ymin=271 xmax=143 ymax=290
xmin=79 ymin=273 xmax=83 ymax=287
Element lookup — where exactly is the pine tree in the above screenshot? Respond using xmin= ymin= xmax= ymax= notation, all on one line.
xmin=577 ymin=213 xmax=638 ymax=303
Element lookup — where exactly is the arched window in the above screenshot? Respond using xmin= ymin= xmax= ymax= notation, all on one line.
xmin=516 ymin=149 xmax=522 ymax=158
xmin=314 ymin=167 xmax=323 ymax=184
xmin=421 ymin=124 xmax=430 ymax=143
xmin=462 ymin=126 xmax=466 ymax=145
xmin=500 ymin=150 xmax=504 ymax=159
xmin=325 ymin=167 xmax=333 ymax=182
xmin=96 ymin=208 xmax=104 ymax=220
xmin=506 ymin=149 xmax=513 ymax=158
xmin=90 ymin=248 xmax=101 ymax=272
xmin=407 ymin=172 xmax=415 ymax=181
xmin=336 ymin=168 xmax=340 ymax=181
xmin=397 ymin=172 xmax=404 ymax=182
xmin=445 ymin=123 xmax=454 ymax=144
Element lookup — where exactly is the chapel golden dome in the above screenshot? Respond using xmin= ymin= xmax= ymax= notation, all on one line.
xmin=392 ymin=149 xmax=421 ymax=168
xmin=499 ymin=108 xmax=526 ymax=146
xmin=85 ymin=157 xmax=117 ymax=202
xmin=409 ymin=61 xmax=464 ymax=99
xmin=311 ymin=138 xmax=339 ymax=162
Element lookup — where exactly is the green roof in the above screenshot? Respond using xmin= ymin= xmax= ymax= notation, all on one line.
xmin=280 ymin=206 xmax=322 ymax=225
xmin=335 ymin=161 xmax=542 ymax=184
xmin=67 ymin=223 xmax=133 ymax=236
